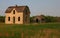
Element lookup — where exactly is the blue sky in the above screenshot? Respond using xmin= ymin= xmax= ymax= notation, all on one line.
xmin=0 ymin=0 xmax=60 ymax=16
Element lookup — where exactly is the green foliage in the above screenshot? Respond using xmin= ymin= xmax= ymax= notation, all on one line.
xmin=30 ymin=15 xmax=60 ymax=23
xmin=0 ymin=16 xmax=5 ymax=23
xmin=0 ymin=23 xmax=60 ymax=38
xmin=30 ymin=16 xmax=35 ymax=23
xmin=44 ymin=16 xmax=56 ymax=22
xmin=44 ymin=16 xmax=60 ymax=23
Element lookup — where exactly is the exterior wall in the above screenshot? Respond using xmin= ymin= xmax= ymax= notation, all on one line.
xmin=33 ymin=17 xmax=42 ymax=23
xmin=5 ymin=8 xmax=23 ymax=24
xmin=32 ymin=16 xmax=45 ymax=23
xmin=23 ymin=7 xmax=30 ymax=24
xmin=23 ymin=11 xmax=30 ymax=24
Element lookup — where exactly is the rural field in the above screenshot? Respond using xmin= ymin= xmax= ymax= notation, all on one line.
xmin=0 ymin=23 xmax=60 ymax=38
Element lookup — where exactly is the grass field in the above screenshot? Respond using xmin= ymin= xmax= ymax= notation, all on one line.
xmin=0 ymin=23 xmax=60 ymax=38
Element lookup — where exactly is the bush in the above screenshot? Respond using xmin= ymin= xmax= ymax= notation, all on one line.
xmin=0 ymin=16 xmax=5 ymax=23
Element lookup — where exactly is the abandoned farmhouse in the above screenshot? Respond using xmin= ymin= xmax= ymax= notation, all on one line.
xmin=5 ymin=5 xmax=30 ymax=24
xmin=0 ymin=5 xmax=59 ymax=24
xmin=5 ymin=5 xmax=60 ymax=24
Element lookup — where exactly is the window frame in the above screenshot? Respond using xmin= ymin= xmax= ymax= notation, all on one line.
xmin=18 ymin=17 xmax=20 ymax=21
xmin=25 ymin=10 xmax=28 ymax=14
xmin=13 ymin=10 xmax=15 ymax=14
xmin=8 ymin=17 xmax=10 ymax=21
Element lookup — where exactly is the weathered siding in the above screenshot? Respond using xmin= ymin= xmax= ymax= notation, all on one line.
xmin=23 ymin=9 xmax=30 ymax=24
xmin=5 ymin=8 xmax=24 ymax=24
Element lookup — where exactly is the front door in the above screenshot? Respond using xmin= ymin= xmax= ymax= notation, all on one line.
xmin=13 ymin=17 xmax=15 ymax=23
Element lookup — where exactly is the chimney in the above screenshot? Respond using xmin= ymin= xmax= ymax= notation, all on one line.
xmin=15 ymin=5 xmax=18 ymax=7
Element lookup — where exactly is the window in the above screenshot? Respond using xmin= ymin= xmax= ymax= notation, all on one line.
xmin=8 ymin=17 xmax=10 ymax=21
xmin=18 ymin=17 xmax=20 ymax=21
xmin=13 ymin=17 xmax=15 ymax=23
xmin=25 ymin=10 xmax=27 ymax=14
xmin=25 ymin=16 xmax=27 ymax=21
xmin=13 ymin=10 xmax=15 ymax=14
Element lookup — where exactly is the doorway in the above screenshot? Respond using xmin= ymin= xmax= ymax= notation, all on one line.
xmin=36 ymin=19 xmax=39 ymax=23
xmin=13 ymin=17 xmax=15 ymax=23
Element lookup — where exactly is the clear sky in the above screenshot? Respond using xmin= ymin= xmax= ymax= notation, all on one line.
xmin=0 ymin=0 xmax=60 ymax=16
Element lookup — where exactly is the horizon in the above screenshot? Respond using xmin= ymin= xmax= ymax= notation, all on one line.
xmin=0 ymin=0 xmax=60 ymax=17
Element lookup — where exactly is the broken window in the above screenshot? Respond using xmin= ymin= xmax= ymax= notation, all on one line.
xmin=8 ymin=17 xmax=10 ymax=21
xmin=18 ymin=17 xmax=20 ymax=21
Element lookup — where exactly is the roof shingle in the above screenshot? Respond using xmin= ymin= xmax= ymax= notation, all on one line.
xmin=5 ymin=6 xmax=28 ymax=13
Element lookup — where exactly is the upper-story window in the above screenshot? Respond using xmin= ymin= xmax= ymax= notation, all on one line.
xmin=25 ymin=10 xmax=28 ymax=14
xmin=13 ymin=10 xmax=15 ymax=14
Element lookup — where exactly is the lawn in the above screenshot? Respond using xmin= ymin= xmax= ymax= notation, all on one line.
xmin=0 ymin=23 xmax=60 ymax=38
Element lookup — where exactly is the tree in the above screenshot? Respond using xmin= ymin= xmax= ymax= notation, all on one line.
xmin=0 ymin=16 xmax=5 ymax=23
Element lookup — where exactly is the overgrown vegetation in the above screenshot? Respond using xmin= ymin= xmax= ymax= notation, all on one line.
xmin=30 ymin=15 xmax=60 ymax=23
xmin=0 ymin=16 xmax=5 ymax=23
xmin=0 ymin=23 xmax=60 ymax=38
xmin=0 ymin=15 xmax=60 ymax=23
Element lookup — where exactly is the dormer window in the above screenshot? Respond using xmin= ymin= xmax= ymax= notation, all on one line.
xmin=13 ymin=10 xmax=15 ymax=14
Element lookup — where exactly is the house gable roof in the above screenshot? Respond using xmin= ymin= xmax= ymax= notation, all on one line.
xmin=5 ymin=5 xmax=30 ymax=13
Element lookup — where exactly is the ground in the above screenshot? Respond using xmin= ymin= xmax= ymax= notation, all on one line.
xmin=0 ymin=23 xmax=60 ymax=38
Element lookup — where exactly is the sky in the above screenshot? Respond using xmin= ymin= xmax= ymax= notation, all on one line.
xmin=0 ymin=0 xmax=60 ymax=16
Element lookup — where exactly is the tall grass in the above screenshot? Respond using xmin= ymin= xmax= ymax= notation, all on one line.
xmin=0 ymin=23 xmax=60 ymax=38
